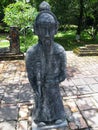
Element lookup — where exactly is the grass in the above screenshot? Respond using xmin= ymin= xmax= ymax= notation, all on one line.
xmin=55 ymin=30 xmax=98 ymax=51
xmin=55 ymin=30 xmax=77 ymax=50
xmin=0 ymin=30 xmax=98 ymax=52
xmin=0 ymin=40 xmax=9 ymax=48
xmin=0 ymin=34 xmax=9 ymax=48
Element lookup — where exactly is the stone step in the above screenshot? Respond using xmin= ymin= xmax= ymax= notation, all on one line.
xmin=0 ymin=53 xmax=24 ymax=60
xmin=77 ymin=52 xmax=98 ymax=56
xmin=79 ymin=50 xmax=98 ymax=52
xmin=73 ymin=44 xmax=98 ymax=56
xmin=73 ymin=49 xmax=98 ymax=56
xmin=79 ymin=47 xmax=88 ymax=50
xmin=85 ymin=44 xmax=98 ymax=50
xmin=0 ymin=47 xmax=10 ymax=53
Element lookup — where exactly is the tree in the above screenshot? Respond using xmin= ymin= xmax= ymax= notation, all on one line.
xmin=3 ymin=1 xmax=37 ymax=30
xmin=50 ymin=0 xmax=67 ymax=28
xmin=0 ymin=0 xmax=15 ymax=23
xmin=82 ymin=0 xmax=98 ymax=40
xmin=76 ymin=0 xmax=84 ymax=41
xmin=49 ymin=0 xmax=80 ymax=30
xmin=3 ymin=1 xmax=38 ymax=50
xmin=32 ymin=0 xmax=78 ymax=28
xmin=68 ymin=0 xmax=98 ymax=40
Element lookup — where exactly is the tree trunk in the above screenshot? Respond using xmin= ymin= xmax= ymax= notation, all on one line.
xmin=92 ymin=25 xmax=98 ymax=40
xmin=76 ymin=0 xmax=84 ymax=41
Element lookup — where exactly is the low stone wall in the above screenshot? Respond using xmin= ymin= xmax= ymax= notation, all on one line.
xmin=73 ymin=44 xmax=98 ymax=56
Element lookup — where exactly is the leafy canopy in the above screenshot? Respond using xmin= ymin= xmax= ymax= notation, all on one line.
xmin=3 ymin=1 xmax=37 ymax=29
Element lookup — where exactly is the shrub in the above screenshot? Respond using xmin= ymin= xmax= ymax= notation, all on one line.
xmin=3 ymin=1 xmax=37 ymax=30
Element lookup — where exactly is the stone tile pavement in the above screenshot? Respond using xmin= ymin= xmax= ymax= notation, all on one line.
xmin=0 ymin=51 xmax=98 ymax=130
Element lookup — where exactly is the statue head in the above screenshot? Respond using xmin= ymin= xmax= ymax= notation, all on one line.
xmin=39 ymin=1 xmax=51 ymax=11
xmin=34 ymin=1 xmax=59 ymax=45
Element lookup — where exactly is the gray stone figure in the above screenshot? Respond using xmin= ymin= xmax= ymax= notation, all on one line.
xmin=26 ymin=1 xmax=67 ymax=127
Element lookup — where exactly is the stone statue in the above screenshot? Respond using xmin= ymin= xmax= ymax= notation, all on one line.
xmin=26 ymin=1 xmax=67 ymax=127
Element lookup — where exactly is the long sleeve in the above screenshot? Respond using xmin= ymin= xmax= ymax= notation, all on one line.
xmin=59 ymin=50 xmax=67 ymax=82
xmin=25 ymin=49 xmax=37 ymax=92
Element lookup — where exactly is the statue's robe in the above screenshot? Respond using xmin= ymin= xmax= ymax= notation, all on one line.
xmin=26 ymin=42 xmax=66 ymax=123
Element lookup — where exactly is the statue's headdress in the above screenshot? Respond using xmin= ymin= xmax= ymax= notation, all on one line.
xmin=34 ymin=1 xmax=59 ymax=35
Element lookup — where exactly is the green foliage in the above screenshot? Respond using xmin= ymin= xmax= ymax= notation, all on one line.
xmin=3 ymin=2 xmax=38 ymax=51
xmin=0 ymin=34 xmax=9 ymax=48
xmin=20 ymin=34 xmax=38 ymax=52
xmin=3 ymin=1 xmax=37 ymax=29
xmin=49 ymin=0 xmax=80 ymax=27
xmin=0 ymin=30 xmax=98 ymax=52
xmin=0 ymin=40 xmax=9 ymax=48
xmin=55 ymin=30 xmax=98 ymax=51
xmin=0 ymin=0 xmax=16 ymax=22
xmin=49 ymin=0 xmax=67 ymax=27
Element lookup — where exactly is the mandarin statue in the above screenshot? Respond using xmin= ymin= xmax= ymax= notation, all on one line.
xmin=26 ymin=1 xmax=67 ymax=127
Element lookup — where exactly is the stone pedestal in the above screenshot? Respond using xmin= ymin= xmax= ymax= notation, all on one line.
xmin=0 ymin=26 xmax=24 ymax=60
xmin=9 ymin=26 xmax=20 ymax=54
xmin=32 ymin=120 xmax=68 ymax=130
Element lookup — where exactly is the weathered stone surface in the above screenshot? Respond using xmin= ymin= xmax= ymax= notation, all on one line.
xmin=0 ymin=45 xmax=98 ymax=130
xmin=19 ymin=84 xmax=33 ymax=102
xmin=95 ymin=77 xmax=98 ymax=82
xmin=73 ymin=44 xmax=98 ymax=56
xmin=17 ymin=120 xmax=28 ymax=130
xmin=32 ymin=120 xmax=68 ymax=130
xmin=71 ymin=86 xmax=80 ymax=95
xmin=69 ymin=122 xmax=78 ymax=130
xmin=19 ymin=105 xmax=29 ymax=120
xmin=3 ymin=92 xmax=18 ymax=104
xmin=63 ymin=86 xmax=73 ymax=96
xmin=84 ymin=78 xmax=97 ymax=84
xmin=71 ymin=78 xmax=86 ymax=86
xmin=93 ymin=95 xmax=98 ymax=103
xmin=61 ymin=79 xmax=75 ymax=87
xmin=89 ymin=84 xmax=98 ymax=92
xmin=65 ymin=99 xmax=78 ymax=112
xmin=0 ymin=95 xmax=3 ymax=100
xmin=26 ymin=1 xmax=66 ymax=124
xmin=0 ymin=87 xmax=5 ymax=94
xmin=0 ymin=121 xmax=16 ymax=130
xmin=64 ymin=105 xmax=74 ymax=122
xmin=77 ymin=85 xmax=92 ymax=94
xmin=9 ymin=26 xmax=20 ymax=54
xmin=0 ymin=87 xmax=5 ymax=100
xmin=0 ymin=63 xmax=4 ymax=71
xmin=0 ymin=53 xmax=24 ymax=61
xmin=5 ymin=83 xmax=20 ymax=93
xmin=72 ymin=112 xmax=88 ymax=129
xmin=0 ymin=105 xmax=18 ymax=121
xmin=82 ymin=110 xmax=98 ymax=128
xmin=76 ymin=97 xmax=96 ymax=110
xmin=0 ymin=44 xmax=24 ymax=60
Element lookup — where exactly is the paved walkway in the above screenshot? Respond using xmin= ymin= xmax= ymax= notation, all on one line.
xmin=0 ymin=51 xmax=98 ymax=130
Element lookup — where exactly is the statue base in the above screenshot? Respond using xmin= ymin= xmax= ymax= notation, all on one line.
xmin=0 ymin=47 xmax=24 ymax=61
xmin=32 ymin=120 xmax=68 ymax=130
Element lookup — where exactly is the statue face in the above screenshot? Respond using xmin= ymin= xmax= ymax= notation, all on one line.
xmin=38 ymin=23 xmax=55 ymax=44
xmin=35 ymin=13 xmax=57 ymax=45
